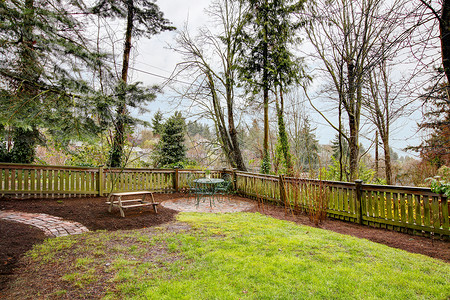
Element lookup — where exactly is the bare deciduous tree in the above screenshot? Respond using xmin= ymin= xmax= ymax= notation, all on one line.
xmin=303 ymin=0 xmax=409 ymax=181
xmin=170 ymin=0 xmax=247 ymax=171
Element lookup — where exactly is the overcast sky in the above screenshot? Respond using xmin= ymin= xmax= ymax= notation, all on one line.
xmin=123 ymin=0 xmax=423 ymax=158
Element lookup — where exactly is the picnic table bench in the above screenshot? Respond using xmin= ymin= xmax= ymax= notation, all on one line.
xmin=106 ymin=191 xmax=157 ymax=217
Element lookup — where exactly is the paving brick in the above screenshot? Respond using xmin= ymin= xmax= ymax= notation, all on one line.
xmin=0 ymin=210 xmax=89 ymax=237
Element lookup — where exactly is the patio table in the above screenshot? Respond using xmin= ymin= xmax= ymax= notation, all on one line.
xmin=193 ymin=178 xmax=224 ymax=207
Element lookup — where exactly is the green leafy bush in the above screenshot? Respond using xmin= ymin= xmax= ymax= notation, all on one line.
xmin=426 ymin=176 xmax=450 ymax=197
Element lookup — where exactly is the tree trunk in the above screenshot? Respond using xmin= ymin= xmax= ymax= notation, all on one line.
xmin=226 ymin=78 xmax=247 ymax=171
xmin=338 ymin=96 xmax=344 ymax=181
xmin=109 ymin=0 xmax=134 ymax=167
xmin=346 ymin=60 xmax=359 ymax=181
xmin=381 ymin=135 xmax=392 ymax=185
xmin=440 ymin=0 xmax=450 ymax=99
xmin=276 ymin=87 xmax=293 ymax=175
xmin=208 ymin=71 xmax=236 ymax=168
xmin=348 ymin=114 xmax=359 ymax=181
xmin=375 ymin=131 xmax=379 ymax=180
xmin=262 ymin=0 xmax=270 ymax=174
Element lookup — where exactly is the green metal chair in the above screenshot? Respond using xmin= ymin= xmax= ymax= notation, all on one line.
xmin=186 ymin=174 xmax=198 ymax=200
xmin=216 ymin=173 xmax=233 ymax=201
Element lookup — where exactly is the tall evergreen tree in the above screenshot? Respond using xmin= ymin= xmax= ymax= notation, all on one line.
xmin=292 ymin=117 xmax=319 ymax=171
xmin=92 ymin=0 xmax=175 ymax=167
xmin=155 ymin=112 xmax=186 ymax=167
xmin=238 ymin=0 xmax=306 ymax=174
xmin=0 ymin=0 xmax=106 ymax=163
xmin=410 ymin=82 xmax=450 ymax=167
xmin=151 ymin=110 xmax=164 ymax=135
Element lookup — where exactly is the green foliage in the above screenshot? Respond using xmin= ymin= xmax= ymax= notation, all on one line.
xmin=0 ymin=1 xmax=112 ymax=163
xmin=154 ymin=112 xmax=187 ymax=168
xmin=91 ymin=0 xmax=176 ymax=39
xmin=292 ymin=116 xmax=319 ymax=171
xmin=151 ymin=110 xmax=164 ymax=135
xmin=438 ymin=165 xmax=450 ymax=180
xmin=330 ymin=133 xmax=369 ymax=181
xmin=0 ymin=127 xmax=43 ymax=163
xmin=324 ymin=157 xmax=375 ymax=183
xmin=93 ymin=0 xmax=175 ymax=168
xmin=107 ymin=82 xmax=158 ymax=167
xmin=261 ymin=152 xmax=271 ymax=174
xmin=238 ymin=0 xmax=307 ymax=94
xmin=274 ymin=104 xmax=293 ymax=175
xmin=66 ymin=142 xmax=110 ymax=167
xmin=426 ymin=168 xmax=450 ymax=196
xmin=9 ymin=127 xmax=41 ymax=163
xmin=331 ymin=133 xmax=350 ymax=166
xmin=427 ymin=178 xmax=450 ymax=196
xmin=409 ymin=81 xmax=450 ymax=167
xmin=186 ymin=120 xmax=212 ymax=140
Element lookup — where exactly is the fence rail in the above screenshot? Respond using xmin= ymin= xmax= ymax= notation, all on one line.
xmin=0 ymin=163 xmax=224 ymax=197
xmin=1 ymin=163 xmax=448 ymax=237
xmin=234 ymin=171 xmax=449 ymax=237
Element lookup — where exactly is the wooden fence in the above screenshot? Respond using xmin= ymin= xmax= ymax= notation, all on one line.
xmin=1 ymin=163 xmax=448 ymax=237
xmin=234 ymin=171 xmax=449 ymax=237
xmin=0 ymin=163 xmax=225 ymax=197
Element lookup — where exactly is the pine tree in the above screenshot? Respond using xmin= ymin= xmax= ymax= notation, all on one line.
xmin=0 ymin=0 xmax=106 ymax=163
xmin=411 ymin=82 xmax=450 ymax=167
xmin=293 ymin=117 xmax=319 ymax=171
xmin=155 ymin=112 xmax=186 ymax=167
xmin=92 ymin=0 xmax=175 ymax=167
xmin=238 ymin=0 xmax=306 ymax=174
xmin=151 ymin=110 xmax=164 ymax=135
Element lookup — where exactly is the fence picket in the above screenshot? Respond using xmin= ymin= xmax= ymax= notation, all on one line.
xmin=386 ymin=192 xmax=393 ymax=220
xmin=367 ymin=191 xmax=373 ymax=217
xmin=17 ymin=169 xmax=23 ymax=191
xmin=415 ymin=195 xmax=422 ymax=226
xmin=423 ymin=195 xmax=430 ymax=227
xmin=442 ymin=196 xmax=449 ymax=231
xmin=431 ymin=196 xmax=440 ymax=229
xmin=393 ymin=193 xmax=399 ymax=223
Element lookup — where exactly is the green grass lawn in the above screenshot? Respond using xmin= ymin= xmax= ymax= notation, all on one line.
xmin=23 ymin=213 xmax=450 ymax=299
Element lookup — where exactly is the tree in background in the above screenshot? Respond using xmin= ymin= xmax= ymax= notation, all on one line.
xmin=411 ymin=82 xmax=450 ymax=167
xmin=172 ymin=0 xmax=247 ymax=171
xmin=0 ymin=0 xmax=105 ymax=163
xmin=151 ymin=110 xmax=164 ymax=135
xmin=303 ymin=0 xmax=408 ymax=181
xmin=154 ymin=112 xmax=186 ymax=168
xmin=186 ymin=121 xmax=212 ymax=140
xmin=238 ymin=0 xmax=306 ymax=174
xmin=418 ymin=0 xmax=450 ymax=99
xmin=92 ymin=0 xmax=175 ymax=167
xmin=291 ymin=116 xmax=319 ymax=172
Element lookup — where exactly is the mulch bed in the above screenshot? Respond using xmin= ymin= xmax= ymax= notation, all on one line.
xmin=1 ymin=193 xmax=449 ymax=292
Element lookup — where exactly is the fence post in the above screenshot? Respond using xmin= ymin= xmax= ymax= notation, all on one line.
xmin=441 ymin=194 xmax=449 ymax=231
xmin=173 ymin=167 xmax=179 ymax=193
xmin=232 ymin=168 xmax=237 ymax=193
xmin=355 ymin=179 xmax=363 ymax=224
xmin=98 ymin=165 xmax=104 ymax=197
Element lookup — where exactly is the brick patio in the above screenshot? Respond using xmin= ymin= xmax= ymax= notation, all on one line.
xmin=0 ymin=210 xmax=89 ymax=237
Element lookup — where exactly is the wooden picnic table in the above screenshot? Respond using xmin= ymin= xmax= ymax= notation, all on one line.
xmin=106 ymin=191 xmax=157 ymax=217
